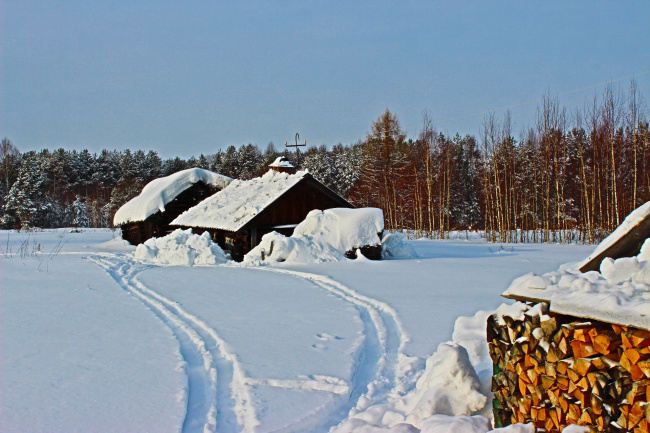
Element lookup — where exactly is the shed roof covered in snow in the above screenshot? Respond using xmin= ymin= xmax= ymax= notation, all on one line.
xmin=114 ymin=168 xmax=233 ymax=226
xmin=577 ymin=201 xmax=650 ymax=273
xmin=171 ymin=169 xmax=351 ymax=233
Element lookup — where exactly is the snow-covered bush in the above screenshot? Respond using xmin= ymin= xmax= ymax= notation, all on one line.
xmin=134 ymin=229 xmax=229 ymax=266
xmin=244 ymin=208 xmax=384 ymax=264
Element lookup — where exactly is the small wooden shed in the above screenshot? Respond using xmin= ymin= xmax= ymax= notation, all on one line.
xmin=171 ymin=168 xmax=355 ymax=261
xmin=114 ymin=168 xmax=232 ymax=245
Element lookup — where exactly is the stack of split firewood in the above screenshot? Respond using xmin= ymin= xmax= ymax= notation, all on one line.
xmin=488 ymin=305 xmax=650 ymax=432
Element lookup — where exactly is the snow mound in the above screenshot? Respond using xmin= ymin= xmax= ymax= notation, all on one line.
xmin=114 ymin=168 xmax=232 ymax=226
xmin=419 ymin=415 xmax=491 ymax=433
xmin=134 ymin=229 xmax=229 ymax=266
xmin=382 ymin=232 xmax=417 ymax=258
xmin=172 ymin=170 xmax=310 ymax=232
xmin=243 ymin=208 xmax=383 ymax=264
xmin=333 ymin=316 xmax=489 ymax=432
xmin=404 ymin=343 xmax=487 ymax=423
xmin=333 ymin=305 xmax=585 ymax=433
xmin=91 ymin=237 xmax=137 ymax=252
xmin=503 ymin=238 xmax=650 ymax=329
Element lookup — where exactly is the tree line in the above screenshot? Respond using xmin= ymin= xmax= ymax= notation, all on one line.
xmin=1 ymin=81 xmax=648 ymax=244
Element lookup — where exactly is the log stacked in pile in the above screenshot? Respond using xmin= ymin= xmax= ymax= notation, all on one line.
xmin=488 ymin=305 xmax=650 ymax=432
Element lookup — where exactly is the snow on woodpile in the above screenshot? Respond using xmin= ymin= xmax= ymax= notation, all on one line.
xmin=171 ymin=170 xmax=308 ymax=232
xmin=113 ymin=168 xmax=232 ymax=226
xmin=244 ymin=208 xmax=383 ymax=264
xmin=503 ymin=238 xmax=650 ymax=330
xmin=134 ymin=228 xmax=229 ymax=266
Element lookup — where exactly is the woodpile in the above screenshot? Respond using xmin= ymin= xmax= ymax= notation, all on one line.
xmin=488 ymin=305 xmax=650 ymax=432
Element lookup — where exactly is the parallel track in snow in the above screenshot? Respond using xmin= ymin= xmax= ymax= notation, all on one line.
xmin=90 ymin=254 xmax=408 ymax=432
xmin=89 ymin=255 xmax=259 ymax=433
xmin=256 ymin=268 xmax=410 ymax=432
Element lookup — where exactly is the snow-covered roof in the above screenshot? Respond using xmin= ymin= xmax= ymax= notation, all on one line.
xmin=113 ymin=168 xmax=233 ymax=226
xmin=578 ymin=201 xmax=650 ymax=272
xmin=269 ymin=156 xmax=294 ymax=168
xmin=171 ymin=169 xmax=311 ymax=232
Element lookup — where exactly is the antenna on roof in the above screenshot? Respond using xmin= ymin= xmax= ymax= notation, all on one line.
xmin=285 ymin=133 xmax=306 ymax=167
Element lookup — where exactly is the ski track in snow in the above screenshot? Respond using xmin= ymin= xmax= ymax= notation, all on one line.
xmin=88 ymin=254 xmax=409 ymax=433
xmin=256 ymin=267 xmax=410 ymax=432
xmin=88 ymin=254 xmax=259 ymax=433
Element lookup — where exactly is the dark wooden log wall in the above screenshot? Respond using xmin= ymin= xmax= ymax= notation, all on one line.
xmin=119 ymin=182 xmax=219 ymax=245
xmin=250 ymin=179 xmax=353 ymax=249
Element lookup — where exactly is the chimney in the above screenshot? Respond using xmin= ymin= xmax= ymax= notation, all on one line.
xmin=269 ymin=156 xmax=296 ymax=174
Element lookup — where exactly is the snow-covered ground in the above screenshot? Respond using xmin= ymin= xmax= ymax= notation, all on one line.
xmin=0 ymin=229 xmax=595 ymax=433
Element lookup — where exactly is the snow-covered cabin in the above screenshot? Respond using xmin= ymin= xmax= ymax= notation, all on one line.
xmin=114 ymin=168 xmax=232 ymax=245
xmin=171 ymin=169 xmax=355 ymax=261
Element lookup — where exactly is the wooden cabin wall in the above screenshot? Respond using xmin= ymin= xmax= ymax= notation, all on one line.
xmin=250 ymin=180 xmax=353 ymax=248
xmin=119 ymin=182 xmax=219 ymax=245
xmin=156 ymin=183 xmax=217 ymax=235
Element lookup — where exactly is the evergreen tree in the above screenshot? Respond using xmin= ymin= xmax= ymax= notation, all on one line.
xmin=3 ymin=152 xmax=48 ymax=228
xmin=71 ymin=196 xmax=90 ymax=228
xmin=162 ymin=157 xmax=187 ymax=176
xmin=143 ymin=150 xmax=162 ymax=182
xmin=197 ymin=154 xmax=210 ymax=170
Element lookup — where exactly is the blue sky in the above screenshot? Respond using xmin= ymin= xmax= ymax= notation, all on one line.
xmin=2 ymin=1 xmax=649 ymax=158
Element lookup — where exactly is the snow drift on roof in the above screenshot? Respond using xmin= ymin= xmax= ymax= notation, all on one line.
xmin=171 ymin=170 xmax=309 ymax=232
xmin=113 ymin=168 xmax=232 ymax=226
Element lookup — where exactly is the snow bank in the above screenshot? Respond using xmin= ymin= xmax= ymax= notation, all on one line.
xmin=134 ymin=229 xmax=229 ymax=266
xmin=333 ymin=308 xmax=492 ymax=433
xmin=91 ymin=237 xmax=137 ymax=252
xmin=172 ymin=170 xmax=309 ymax=232
xmin=503 ymin=238 xmax=650 ymax=330
xmin=244 ymin=208 xmax=383 ymax=264
xmin=382 ymin=232 xmax=417 ymax=259
xmin=114 ymin=168 xmax=232 ymax=226
xmin=333 ymin=304 xmax=588 ymax=433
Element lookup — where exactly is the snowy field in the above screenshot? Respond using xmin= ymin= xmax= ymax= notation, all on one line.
xmin=0 ymin=229 xmax=595 ymax=433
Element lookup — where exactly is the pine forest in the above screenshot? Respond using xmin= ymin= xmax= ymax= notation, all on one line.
xmin=2 ymin=83 xmax=649 ymax=245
